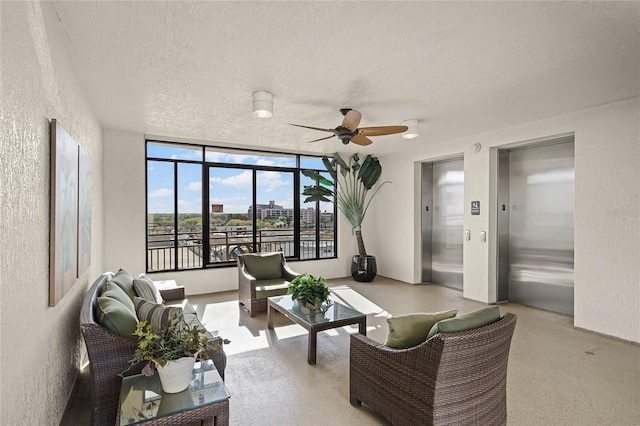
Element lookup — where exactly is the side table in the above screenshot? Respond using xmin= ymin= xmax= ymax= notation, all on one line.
xmin=267 ymin=295 xmax=367 ymax=364
xmin=117 ymin=360 xmax=230 ymax=425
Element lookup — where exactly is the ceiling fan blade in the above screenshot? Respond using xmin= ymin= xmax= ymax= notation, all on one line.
xmin=306 ymin=135 xmax=336 ymax=143
xmin=359 ymin=125 xmax=408 ymax=137
xmin=290 ymin=123 xmax=335 ymax=133
xmin=351 ymin=134 xmax=373 ymax=146
xmin=342 ymin=109 xmax=362 ymax=131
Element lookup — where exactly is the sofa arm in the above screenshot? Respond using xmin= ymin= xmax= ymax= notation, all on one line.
xmin=204 ymin=335 xmax=227 ymax=380
xmin=160 ymin=286 xmax=186 ymax=301
xmin=350 ymin=334 xmax=440 ymax=401
xmin=239 ymin=265 xmax=256 ymax=281
xmin=81 ymin=323 xmax=143 ymax=426
xmin=282 ymin=263 xmax=299 ymax=281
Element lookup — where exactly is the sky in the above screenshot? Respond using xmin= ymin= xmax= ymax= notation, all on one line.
xmin=147 ymin=143 xmax=330 ymax=215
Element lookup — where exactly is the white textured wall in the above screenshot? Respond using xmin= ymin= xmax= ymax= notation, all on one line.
xmin=0 ymin=2 xmax=104 ymax=424
xmin=371 ymin=98 xmax=640 ymax=343
xmin=103 ymin=130 xmax=352 ymax=295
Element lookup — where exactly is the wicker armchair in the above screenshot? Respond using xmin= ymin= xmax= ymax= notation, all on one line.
xmin=237 ymin=252 xmax=299 ymax=317
xmin=350 ymin=312 xmax=517 ymax=426
xmin=80 ymin=273 xmax=227 ymax=426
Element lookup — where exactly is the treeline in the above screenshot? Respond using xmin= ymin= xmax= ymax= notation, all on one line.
xmin=148 ymin=213 xmax=307 ymax=232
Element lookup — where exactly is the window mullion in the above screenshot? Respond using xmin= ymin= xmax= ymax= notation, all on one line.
xmin=173 ymin=161 xmax=179 ymax=271
xmin=252 ymin=170 xmax=257 ymax=252
xmin=293 ymin=169 xmax=300 ymax=259
xmin=316 ymin=195 xmax=321 ymax=259
xmin=202 ymin=164 xmax=210 ymax=267
xmin=144 ymin=154 xmax=149 ymax=272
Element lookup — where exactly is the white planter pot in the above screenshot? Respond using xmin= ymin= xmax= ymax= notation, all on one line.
xmin=156 ymin=357 xmax=196 ymax=393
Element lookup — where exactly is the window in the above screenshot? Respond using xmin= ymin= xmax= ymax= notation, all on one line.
xmin=146 ymin=141 xmax=336 ymax=272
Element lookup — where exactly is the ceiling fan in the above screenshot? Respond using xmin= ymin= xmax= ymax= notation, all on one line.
xmin=290 ymin=108 xmax=408 ymax=146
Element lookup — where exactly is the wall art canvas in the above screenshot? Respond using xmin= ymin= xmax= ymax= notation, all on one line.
xmin=50 ymin=119 xmax=79 ymax=306
xmin=78 ymin=145 xmax=92 ymax=276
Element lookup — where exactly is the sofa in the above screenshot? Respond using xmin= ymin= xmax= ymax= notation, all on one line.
xmin=80 ymin=269 xmax=226 ymax=426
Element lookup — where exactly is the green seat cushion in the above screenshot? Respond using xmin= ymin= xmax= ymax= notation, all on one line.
xmin=109 ymin=269 xmax=136 ymax=301
xmin=427 ymin=305 xmax=501 ymax=339
xmin=133 ymin=275 xmax=163 ymax=303
xmin=255 ymin=279 xmax=290 ymax=299
xmin=96 ymin=296 xmax=138 ymax=339
xmin=100 ymin=281 xmax=136 ymax=315
xmin=243 ymin=253 xmax=283 ymax=280
xmin=384 ymin=310 xmax=458 ymax=348
xmin=134 ymin=297 xmax=182 ymax=334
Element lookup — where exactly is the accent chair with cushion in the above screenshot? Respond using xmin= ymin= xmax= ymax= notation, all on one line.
xmin=80 ymin=270 xmax=226 ymax=426
xmin=237 ymin=252 xmax=299 ymax=317
xmin=350 ymin=308 xmax=517 ymax=426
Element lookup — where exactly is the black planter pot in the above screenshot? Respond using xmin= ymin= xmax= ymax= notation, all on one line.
xmin=351 ymin=255 xmax=377 ymax=282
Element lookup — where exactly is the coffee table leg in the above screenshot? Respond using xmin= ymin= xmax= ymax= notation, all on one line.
xmin=358 ymin=318 xmax=367 ymax=336
xmin=308 ymin=330 xmax=317 ymax=364
xmin=267 ymin=304 xmax=274 ymax=329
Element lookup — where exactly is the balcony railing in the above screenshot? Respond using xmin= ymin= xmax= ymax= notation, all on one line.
xmin=147 ymin=229 xmax=335 ymax=272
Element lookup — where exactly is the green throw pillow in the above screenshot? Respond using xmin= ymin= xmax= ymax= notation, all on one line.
xmin=427 ymin=306 xmax=501 ymax=339
xmin=100 ymin=281 xmax=136 ymax=314
xmin=109 ymin=268 xmax=136 ymax=300
xmin=133 ymin=275 xmax=162 ymax=303
xmin=134 ymin=297 xmax=182 ymax=334
xmin=384 ymin=310 xmax=458 ymax=348
xmin=96 ymin=296 xmax=138 ymax=339
xmin=243 ymin=253 xmax=283 ymax=280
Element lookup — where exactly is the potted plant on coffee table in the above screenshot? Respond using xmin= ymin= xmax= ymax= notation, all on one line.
xmin=302 ymin=152 xmax=389 ymax=282
xmin=288 ymin=273 xmax=331 ymax=311
xmin=124 ymin=313 xmax=210 ymax=393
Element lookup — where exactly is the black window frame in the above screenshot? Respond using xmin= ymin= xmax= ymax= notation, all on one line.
xmin=145 ymin=139 xmax=337 ymax=273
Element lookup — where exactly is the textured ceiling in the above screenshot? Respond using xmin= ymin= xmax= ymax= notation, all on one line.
xmin=51 ymin=1 xmax=639 ymax=156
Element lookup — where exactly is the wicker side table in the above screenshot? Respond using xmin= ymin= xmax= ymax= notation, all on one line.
xmin=116 ymin=360 xmax=229 ymax=426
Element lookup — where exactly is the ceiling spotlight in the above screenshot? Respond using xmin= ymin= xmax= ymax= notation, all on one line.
xmin=401 ymin=119 xmax=419 ymax=139
xmin=252 ymin=91 xmax=273 ymax=118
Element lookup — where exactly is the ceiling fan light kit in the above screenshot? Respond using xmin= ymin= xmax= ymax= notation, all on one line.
xmin=401 ymin=119 xmax=419 ymax=139
xmin=252 ymin=91 xmax=273 ymax=118
xmin=290 ymin=108 xmax=409 ymax=146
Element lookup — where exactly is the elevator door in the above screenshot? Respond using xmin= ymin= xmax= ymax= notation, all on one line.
xmin=422 ymin=158 xmax=464 ymax=290
xmin=497 ymin=139 xmax=575 ymax=315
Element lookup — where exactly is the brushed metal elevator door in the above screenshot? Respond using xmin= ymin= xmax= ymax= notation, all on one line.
xmin=499 ymin=139 xmax=575 ymax=315
xmin=422 ymin=158 xmax=464 ymax=290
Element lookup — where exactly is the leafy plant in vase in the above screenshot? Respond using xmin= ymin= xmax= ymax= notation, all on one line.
xmin=124 ymin=313 xmax=210 ymax=393
xmin=288 ymin=273 xmax=331 ymax=311
xmin=302 ymin=152 xmax=389 ymax=282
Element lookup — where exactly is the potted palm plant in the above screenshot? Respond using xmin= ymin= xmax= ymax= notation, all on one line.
xmin=124 ymin=313 xmax=210 ymax=393
xmin=302 ymin=153 xmax=389 ymax=282
xmin=288 ymin=273 xmax=331 ymax=310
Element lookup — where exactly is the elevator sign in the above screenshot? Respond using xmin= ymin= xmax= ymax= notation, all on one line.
xmin=471 ymin=201 xmax=480 ymax=215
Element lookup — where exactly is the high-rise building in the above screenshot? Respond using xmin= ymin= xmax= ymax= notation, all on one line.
xmin=247 ymin=201 xmax=316 ymax=224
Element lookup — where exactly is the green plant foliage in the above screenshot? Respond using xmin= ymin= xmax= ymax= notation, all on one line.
xmin=287 ymin=273 xmax=330 ymax=309
xmin=302 ymin=152 xmax=389 ymax=258
xmin=123 ymin=313 xmax=212 ymax=376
